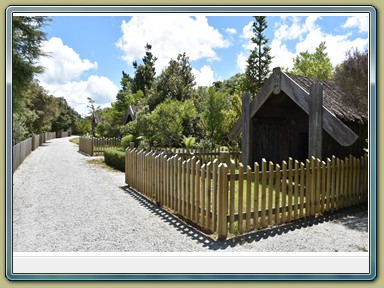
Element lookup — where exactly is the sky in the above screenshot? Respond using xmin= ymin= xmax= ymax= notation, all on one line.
xmin=32 ymin=13 xmax=369 ymax=116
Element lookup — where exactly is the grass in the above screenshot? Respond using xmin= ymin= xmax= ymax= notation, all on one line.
xmin=69 ymin=137 xmax=80 ymax=145
xmin=87 ymin=158 xmax=123 ymax=173
xmin=231 ymin=179 xmax=302 ymax=213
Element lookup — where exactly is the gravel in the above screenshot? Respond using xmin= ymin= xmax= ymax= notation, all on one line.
xmin=13 ymin=136 xmax=369 ymax=252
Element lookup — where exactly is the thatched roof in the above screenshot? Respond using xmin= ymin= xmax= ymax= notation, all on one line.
xmin=285 ymin=73 xmax=367 ymax=124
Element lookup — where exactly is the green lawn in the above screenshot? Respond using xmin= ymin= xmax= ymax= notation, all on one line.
xmin=230 ymin=179 xmax=303 ymax=213
xmin=69 ymin=137 xmax=80 ymax=145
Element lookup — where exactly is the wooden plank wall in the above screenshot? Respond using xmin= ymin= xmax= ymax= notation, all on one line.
xmin=79 ymin=137 xmax=94 ymax=156
xmin=13 ymin=132 xmax=57 ymax=173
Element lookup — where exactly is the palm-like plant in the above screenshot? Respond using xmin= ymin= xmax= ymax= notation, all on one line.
xmin=183 ymin=135 xmax=196 ymax=151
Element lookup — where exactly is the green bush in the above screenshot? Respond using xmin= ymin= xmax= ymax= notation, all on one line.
xmin=121 ymin=134 xmax=134 ymax=149
xmin=104 ymin=147 xmax=125 ymax=172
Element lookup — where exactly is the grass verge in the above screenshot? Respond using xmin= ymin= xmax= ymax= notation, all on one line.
xmin=69 ymin=137 xmax=80 ymax=145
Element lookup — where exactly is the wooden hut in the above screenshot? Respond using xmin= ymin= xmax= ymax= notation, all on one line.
xmin=122 ymin=105 xmax=138 ymax=125
xmin=228 ymin=67 xmax=368 ymax=166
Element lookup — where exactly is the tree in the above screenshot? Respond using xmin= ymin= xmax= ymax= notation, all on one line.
xmin=26 ymin=80 xmax=59 ymax=133
xmin=74 ymin=117 xmax=92 ymax=136
xmin=333 ymin=48 xmax=368 ymax=116
xmin=95 ymin=106 xmax=122 ymax=138
xmin=199 ymin=87 xmax=229 ymax=147
xmin=135 ymin=99 xmax=196 ymax=148
xmin=291 ymin=41 xmax=333 ymax=80
xmin=114 ymin=71 xmax=133 ymax=111
xmin=213 ymin=73 xmax=245 ymax=95
xmin=148 ymin=52 xmax=195 ymax=110
xmin=87 ymin=97 xmax=100 ymax=137
xmin=12 ymin=16 xmax=50 ymax=113
xmin=132 ymin=43 xmax=157 ymax=96
xmin=51 ymin=97 xmax=79 ymax=132
xmin=244 ymin=16 xmax=273 ymax=96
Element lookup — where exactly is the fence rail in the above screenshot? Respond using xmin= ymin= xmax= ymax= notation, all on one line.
xmin=79 ymin=137 xmax=121 ymax=156
xmin=151 ymin=147 xmax=241 ymax=166
xmin=125 ymin=149 xmax=368 ymax=239
xmin=13 ymin=132 xmax=58 ymax=173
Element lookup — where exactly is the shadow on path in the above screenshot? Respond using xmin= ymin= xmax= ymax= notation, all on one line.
xmin=120 ymin=186 xmax=368 ymax=251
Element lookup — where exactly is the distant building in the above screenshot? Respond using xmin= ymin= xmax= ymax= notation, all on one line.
xmin=122 ymin=105 xmax=138 ymax=125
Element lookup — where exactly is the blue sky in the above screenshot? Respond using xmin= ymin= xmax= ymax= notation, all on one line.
xmin=32 ymin=14 xmax=369 ymax=116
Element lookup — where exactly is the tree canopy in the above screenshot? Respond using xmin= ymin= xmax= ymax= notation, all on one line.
xmin=131 ymin=43 xmax=157 ymax=96
xmin=148 ymin=52 xmax=196 ymax=111
xmin=290 ymin=42 xmax=333 ymax=80
xmin=12 ymin=16 xmax=80 ymax=143
xmin=12 ymin=16 xmax=50 ymax=112
xmin=333 ymin=48 xmax=368 ymax=116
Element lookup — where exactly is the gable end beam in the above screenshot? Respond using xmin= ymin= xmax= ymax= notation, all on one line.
xmin=281 ymin=73 xmax=358 ymax=146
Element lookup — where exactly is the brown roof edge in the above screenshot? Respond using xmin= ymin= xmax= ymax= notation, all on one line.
xmin=228 ymin=68 xmax=277 ymax=140
xmin=227 ymin=68 xmax=360 ymax=146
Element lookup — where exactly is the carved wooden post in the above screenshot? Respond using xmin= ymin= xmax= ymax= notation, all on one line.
xmin=309 ymin=83 xmax=323 ymax=159
xmin=272 ymin=67 xmax=281 ymax=95
xmin=242 ymin=92 xmax=251 ymax=167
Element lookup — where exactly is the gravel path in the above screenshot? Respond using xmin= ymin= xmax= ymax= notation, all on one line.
xmin=13 ymin=136 xmax=369 ymax=252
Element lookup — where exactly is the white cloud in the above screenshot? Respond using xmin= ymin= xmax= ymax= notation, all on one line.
xmin=236 ymin=52 xmax=248 ymax=73
xmin=38 ymin=37 xmax=97 ymax=84
xmin=192 ymin=65 xmax=215 ymax=87
xmin=270 ymin=16 xmax=368 ymax=70
xmin=40 ymin=76 xmax=118 ymax=116
xmin=37 ymin=37 xmax=118 ymax=116
xmin=241 ymin=21 xmax=254 ymax=40
xmin=342 ymin=16 xmax=369 ymax=33
xmin=116 ymin=15 xmax=231 ymax=72
xmin=270 ymin=40 xmax=296 ymax=70
xmin=273 ymin=16 xmax=305 ymax=41
xmin=225 ymin=28 xmax=237 ymax=35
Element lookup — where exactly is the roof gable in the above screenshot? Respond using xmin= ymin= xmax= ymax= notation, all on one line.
xmin=228 ymin=68 xmax=362 ymax=147
xmin=122 ymin=105 xmax=138 ymax=125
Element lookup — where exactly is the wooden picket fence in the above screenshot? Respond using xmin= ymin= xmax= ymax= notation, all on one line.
xmin=125 ymin=149 xmax=368 ymax=239
xmin=13 ymin=132 xmax=57 ymax=173
xmin=151 ymin=147 xmax=242 ymax=166
xmin=79 ymin=136 xmax=121 ymax=156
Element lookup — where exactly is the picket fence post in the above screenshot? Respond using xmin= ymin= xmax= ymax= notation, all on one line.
xmin=217 ymin=163 xmax=228 ymax=240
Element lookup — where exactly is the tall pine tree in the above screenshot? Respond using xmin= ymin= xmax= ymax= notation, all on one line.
xmin=244 ymin=16 xmax=272 ymax=96
xmin=132 ymin=43 xmax=157 ymax=96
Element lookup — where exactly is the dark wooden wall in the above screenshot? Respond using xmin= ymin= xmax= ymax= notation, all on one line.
xmin=250 ymin=92 xmax=309 ymax=165
xmin=249 ymin=91 xmax=367 ymax=166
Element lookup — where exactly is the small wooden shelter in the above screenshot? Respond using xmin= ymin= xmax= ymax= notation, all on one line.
xmin=228 ymin=67 xmax=367 ymax=166
xmin=122 ymin=105 xmax=138 ymax=125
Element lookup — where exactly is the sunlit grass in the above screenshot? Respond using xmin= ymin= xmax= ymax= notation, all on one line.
xmin=69 ymin=137 xmax=80 ymax=145
xmin=231 ymin=179 xmax=300 ymax=213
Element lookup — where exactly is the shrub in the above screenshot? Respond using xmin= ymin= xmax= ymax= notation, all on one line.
xmin=104 ymin=147 xmax=125 ymax=172
xmin=121 ymin=134 xmax=134 ymax=150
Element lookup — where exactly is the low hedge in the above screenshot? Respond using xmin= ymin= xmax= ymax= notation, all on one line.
xmin=104 ymin=147 xmax=125 ymax=172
